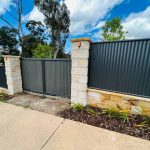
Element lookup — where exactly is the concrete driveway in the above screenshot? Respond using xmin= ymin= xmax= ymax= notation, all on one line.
xmin=7 ymin=93 xmax=70 ymax=115
xmin=0 ymin=102 xmax=150 ymax=150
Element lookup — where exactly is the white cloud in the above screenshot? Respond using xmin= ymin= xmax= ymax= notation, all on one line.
xmin=24 ymin=0 xmax=123 ymax=35
xmin=65 ymin=0 xmax=124 ymax=35
xmin=123 ymin=6 xmax=150 ymax=39
xmin=0 ymin=0 xmax=14 ymax=14
xmin=22 ymin=6 xmax=45 ymax=23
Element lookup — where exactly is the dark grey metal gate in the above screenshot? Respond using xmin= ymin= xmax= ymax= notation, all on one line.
xmin=21 ymin=58 xmax=71 ymax=98
xmin=0 ymin=64 xmax=7 ymax=88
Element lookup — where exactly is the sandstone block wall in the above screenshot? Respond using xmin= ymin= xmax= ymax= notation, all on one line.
xmin=87 ymin=88 xmax=150 ymax=115
xmin=71 ymin=39 xmax=91 ymax=105
xmin=4 ymin=55 xmax=23 ymax=95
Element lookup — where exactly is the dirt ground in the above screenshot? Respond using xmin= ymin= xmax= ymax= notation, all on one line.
xmin=7 ymin=93 xmax=71 ymax=115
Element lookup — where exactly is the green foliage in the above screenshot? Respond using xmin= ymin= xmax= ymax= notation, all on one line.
xmin=134 ymin=115 xmax=150 ymax=127
xmin=33 ymin=44 xmax=54 ymax=58
xmin=26 ymin=20 xmax=48 ymax=43
xmin=143 ymin=115 xmax=150 ymax=127
xmin=87 ymin=109 xmax=101 ymax=116
xmin=103 ymin=108 xmax=120 ymax=118
xmin=22 ymin=35 xmax=38 ymax=57
xmin=0 ymin=93 xmax=5 ymax=102
xmin=102 ymin=17 xmax=127 ymax=41
xmin=35 ymin=0 xmax=70 ymax=58
xmin=0 ymin=26 xmax=19 ymax=55
xmin=103 ymin=108 xmax=130 ymax=122
xmin=119 ymin=110 xmax=130 ymax=122
xmin=72 ymin=103 xmax=85 ymax=111
xmin=22 ymin=21 xmax=48 ymax=57
xmin=140 ymin=115 xmax=150 ymax=127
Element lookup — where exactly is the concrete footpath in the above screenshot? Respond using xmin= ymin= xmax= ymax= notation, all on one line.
xmin=0 ymin=102 xmax=150 ymax=150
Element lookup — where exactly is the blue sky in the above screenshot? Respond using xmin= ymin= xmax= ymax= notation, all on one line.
xmin=0 ymin=0 xmax=150 ymax=52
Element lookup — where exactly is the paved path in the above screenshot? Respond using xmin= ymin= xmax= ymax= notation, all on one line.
xmin=0 ymin=102 xmax=150 ymax=150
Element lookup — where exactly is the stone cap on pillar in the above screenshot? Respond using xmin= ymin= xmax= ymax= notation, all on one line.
xmin=71 ymin=38 xmax=91 ymax=43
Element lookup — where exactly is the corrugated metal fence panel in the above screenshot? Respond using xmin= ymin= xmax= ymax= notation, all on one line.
xmin=88 ymin=39 xmax=150 ymax=98
xmin=21 ymin=58 xmax=71 ymax=98
xmin=0 ymin=65 xmax=7 ymax=88
xmin=45 ymin=59 xmax=71 ymax=97
xmin=21 ymin=58 xmax=43 ymax=93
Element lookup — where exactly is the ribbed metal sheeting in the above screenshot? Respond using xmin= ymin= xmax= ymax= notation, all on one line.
xmin=88 ymin=39 xmax=150 ymax=98
xmin=0 ymin=65 xmax=7 ymax=88
xmin=21 ymin=58 xmax=71 ymax=98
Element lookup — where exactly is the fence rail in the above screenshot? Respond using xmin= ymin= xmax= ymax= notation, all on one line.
xmin=0 ymin=65 xmax=7 ymax=88
xmin=21 ymin=58 xmax=71 ymax=98
xmin=88 ymin=39 xmax=150 ymax=98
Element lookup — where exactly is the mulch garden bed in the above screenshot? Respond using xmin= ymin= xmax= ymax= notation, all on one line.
xmin=58 ymin=106 xmax=150 ymax=140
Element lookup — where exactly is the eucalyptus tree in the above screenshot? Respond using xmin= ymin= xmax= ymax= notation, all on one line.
xmin=35 ymin=0 xmax=70 ymax=58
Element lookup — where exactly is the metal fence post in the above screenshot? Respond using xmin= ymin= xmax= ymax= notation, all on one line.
xmin=42 ymin=59 xmax=46 ymax=94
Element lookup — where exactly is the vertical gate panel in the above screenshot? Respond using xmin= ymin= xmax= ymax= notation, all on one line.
xmin=22 ymin=58 xmax=43 ymax=93
xmin=45 ymin=59 xmax=71 ymax=98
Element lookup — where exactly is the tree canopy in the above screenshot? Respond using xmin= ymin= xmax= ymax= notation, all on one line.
xmin=0 ymin=26 xmax=20 ymax=55
xmin=33 ymin=43 xmax=54 ymax=58
xmin=35 ymin=0 xmax=70 ymax=58
xmin=22 ymin=20 xmax=49 ymax=57
xmin=101 ymin=17 xmax=127 ymax=41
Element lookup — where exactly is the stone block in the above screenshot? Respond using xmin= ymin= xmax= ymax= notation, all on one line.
xmin=72 ymin=75 xmax=79 ymax=82
xmin=78 ymin=91 xmax=87 ymax=99
xmin=105 ymin=101 xmax=118 ymax=109
xmin=79 ymin=68 xmax=88 ymax=75
xmin=71 ymin=90 xmax=78 ymax=97
xmin=117 ymin=103 xmax=131 ymax=110
xmin=71 ymin=51 xmax=79 ymax=59
xmin=72 ymin=83 xmax=87 ymax=91
xmin=139 ymin=101 xmax=150 ymax=109
xmin=111 ymin=95 xmax=122 ymax=102
xmin=72 ymin=68 xmax=88 ymax=75
xmin=78 ymin=59 xmax=88 ymax=68
xmin=142 ymin=109 xmax=150 ymax=116
xmin=128 ymin=99 xmax=139 ymax=106
xmin=97 ymin=102 xmax=106 ymax=109
xmin=71 ymin=68 xmax=80 ymax=75
xmin=72 ymin=59 xmax=78 ymax=67
xmin=87 ymin=91 xmax=101 ymax=103
xmin=78 ymin=76 xmax=88 ymax=84
xmin=100 ymin=93 xmax=111 ymax=101
xmin=78 ymin=50 xmax=89 ymax=59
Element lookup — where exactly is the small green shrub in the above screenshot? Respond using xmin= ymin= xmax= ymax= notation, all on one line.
xmin=87 ymin=109 xmax=101 ymax=116
xmin=103 ymin=108 xmax=130 ymax=122
xmin=119 ymin=110 xmax=130 ymax=122
xmin=134 ymin=106 xmax=150 ymax=127
xmin=103 ymin=108 xmax=120 ymax=119
xmin=142 ymin=115 xmax=150 ymax=127
xmin=72 ymin=103 xmax=85 ymax=111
